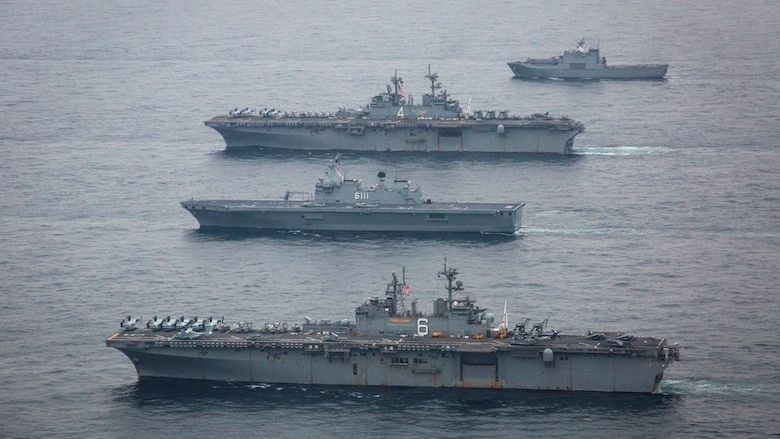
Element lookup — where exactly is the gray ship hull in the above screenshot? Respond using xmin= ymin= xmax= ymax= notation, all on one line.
xmin=205 ymin=116 xmax=582 ymax=153
xmin=108 ymin=261 xmax=679 ymax=393
xmin=208 ymin=67 xmax=584 ymax=153
xmin=108 ymin=330 xmax=672 ymax=393
xmin=507 ymin=62 xmax=669 ymax=80
xmin=182 ymin=200 xmax=523 ymax=234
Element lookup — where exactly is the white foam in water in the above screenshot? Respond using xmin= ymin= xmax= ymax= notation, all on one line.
xmin=573 ymin=146 xmax=671 ymax=156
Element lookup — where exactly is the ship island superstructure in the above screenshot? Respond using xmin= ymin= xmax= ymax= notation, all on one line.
xmin=205 ymin=67 xmax=584 ymax=153
xmin=181 ymin=155 xmax=523 ymax=234
xmin=107 ymin=259 xmax=680 ymax=393
xmin=508 ymin=39 xmax=668 ymax=80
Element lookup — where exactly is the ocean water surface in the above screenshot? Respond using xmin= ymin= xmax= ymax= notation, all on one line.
xmin=1 ymin=0 xmax=778 ymax=437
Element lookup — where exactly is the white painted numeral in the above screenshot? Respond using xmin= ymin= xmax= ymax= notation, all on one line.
xmin=417 ymin=318 xmax=429 ymax=336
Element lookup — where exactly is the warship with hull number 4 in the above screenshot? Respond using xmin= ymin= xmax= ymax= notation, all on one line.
xmin=205 ymin=67 xmax=584 ymax=153
xmin=107 ymin=258 xmax=680 ymax=393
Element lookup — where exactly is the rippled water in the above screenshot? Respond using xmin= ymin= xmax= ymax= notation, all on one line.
xmin=1 ymin=0 xmax=779 ymax=437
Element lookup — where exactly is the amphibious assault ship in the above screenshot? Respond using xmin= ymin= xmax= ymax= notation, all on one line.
xmin=181 ymin=155 xmax=523 ymax=234
xmin=508 ymin=39 xmax=668 ymax=80
xmin=107 ymin=259 xmax=680 ymax=393
xmin=205 ymin=67 xmax=584 ymax=153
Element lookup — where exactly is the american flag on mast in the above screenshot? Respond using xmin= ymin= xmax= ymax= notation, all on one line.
xmin=394 ymin=72 xmax=405 ymax=97
xmin=334 ymin=154 xmax=343 ymax=179
xmin=401 ymin=284 xmax=411 ymax=296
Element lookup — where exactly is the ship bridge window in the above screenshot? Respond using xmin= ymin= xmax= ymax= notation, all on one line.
xmin=569 ymin=63 xmax=586 ymax=69
xmin=390 ymin=357 xmax=409 ymax=365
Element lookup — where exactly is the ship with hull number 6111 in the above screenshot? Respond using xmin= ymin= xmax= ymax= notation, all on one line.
xmin=181 ymin=155 xmax=523 ymax=234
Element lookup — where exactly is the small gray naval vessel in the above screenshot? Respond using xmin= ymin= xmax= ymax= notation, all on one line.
xmin=508 ymin=39 xmax=668 ymax=80
xmin=181 ymin=155 xmax=523 ymax=234
xmin=107 ymin=258 xmax=681 ymax=393
xmin=205 ymin=66 xmax=584 ymax=153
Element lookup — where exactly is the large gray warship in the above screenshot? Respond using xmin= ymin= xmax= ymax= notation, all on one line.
xmin=107 ymin=258 xmax=680 ymax=393
xmin=205 ymin=67 xmax=584 ymax=153
xmin=181 ymin=155 xmax=523 ymax=234
xmin=508 ymin=39 xmax=668 ymax=80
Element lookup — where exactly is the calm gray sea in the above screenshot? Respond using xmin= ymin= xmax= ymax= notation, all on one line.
xmin=1 ymin=0 xmax=779 ymax=437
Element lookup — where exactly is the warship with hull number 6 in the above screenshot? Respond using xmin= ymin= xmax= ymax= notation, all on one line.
xmin=181 ymin=155 xmax=523 ymax=234
xmin=107 ymin=258 xmax=680 ymax=393
xmin=205 ymin=67 xmax=584 ymax=153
